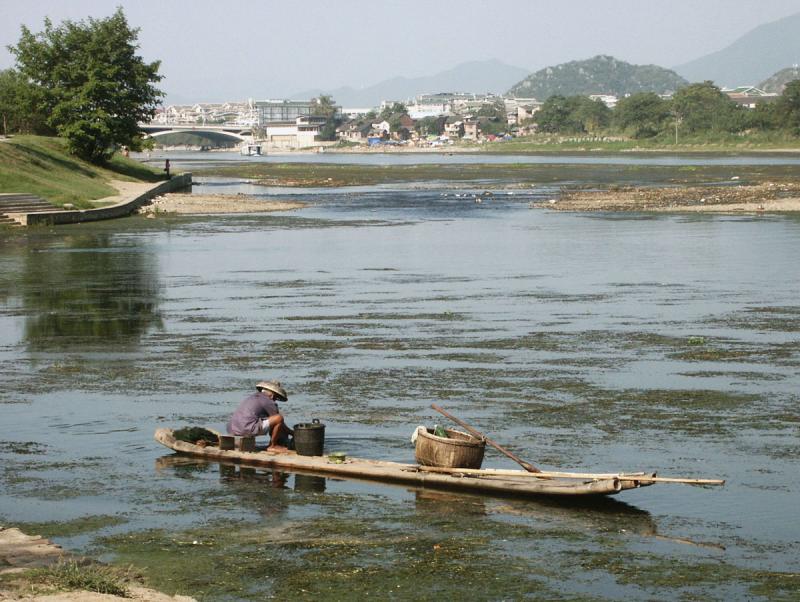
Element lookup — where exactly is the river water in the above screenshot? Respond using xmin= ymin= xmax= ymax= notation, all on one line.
xmin=1 ymin=154 xmax=799 ymax=600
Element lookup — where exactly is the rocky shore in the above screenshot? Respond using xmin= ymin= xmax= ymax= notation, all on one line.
xmin=550 ymin=181 xmax=800 ymax=213
xmin=138 ymin=193 xmax=306 ymax=215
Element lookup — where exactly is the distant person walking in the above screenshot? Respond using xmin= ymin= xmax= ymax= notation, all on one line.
xmin=164 ymin=158 xmax=171 ymax=179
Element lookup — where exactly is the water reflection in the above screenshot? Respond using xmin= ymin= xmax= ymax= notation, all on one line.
xmin=294 ymin=474 xmax=326 ymax=493
xmin=21 ymin=234 xmax=162 ymax=350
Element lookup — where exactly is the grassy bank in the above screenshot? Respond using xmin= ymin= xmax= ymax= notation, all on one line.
xmin=0 ymin=136 xmax=163 ymax=208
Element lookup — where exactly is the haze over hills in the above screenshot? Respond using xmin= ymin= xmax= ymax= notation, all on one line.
xmin=506 ymin=55 xmax=687 ymax=99
xmin=290 ymin=59 xmax=529 ymax=106
xmin=674 ymin=12 xmax=800 ymax=87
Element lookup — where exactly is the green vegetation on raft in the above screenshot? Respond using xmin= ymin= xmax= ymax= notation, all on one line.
xmin=0 ymin=135 xmax=164 ymax=208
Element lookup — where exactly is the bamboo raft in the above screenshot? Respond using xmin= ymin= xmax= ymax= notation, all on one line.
xmin=154 ymin=428 xmax=723 ymax=499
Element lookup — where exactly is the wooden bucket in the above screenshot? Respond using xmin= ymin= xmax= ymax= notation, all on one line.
xmin=415 ymin=427 xmax=485 ymax=469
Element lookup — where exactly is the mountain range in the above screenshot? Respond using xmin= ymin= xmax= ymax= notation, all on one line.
xmin=284 ymin=12 xmax=800 ymax=107
xmin=291 ymin=59 xmax=529 ymax=107
xmin=673 ymin=12 xmax=800 ymax=87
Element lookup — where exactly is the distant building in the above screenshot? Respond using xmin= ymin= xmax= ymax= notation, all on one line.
xmin=444 ymin=117 xmax=465 ymax=139
xmin=342 ymin=107 xmax=374 ymax=119
xmin=722 ymin=86 xmax=779 ymax=109
xmin=263 ymin=116 xmax=327 ymax=149
xmin=463 ymin=118 xmax=479 ymax=140
xmin=589 ymin=94 xmax=618 ymax=108
xmin=255 ymin=100 xmax=315 ymax=125
xmin=504 ymin=97 xmax=542 ymax=126
xmin=371 ymin=120 xmax=391 ymax=136
xmin=337 ymin=121 xmax=371 ymax=143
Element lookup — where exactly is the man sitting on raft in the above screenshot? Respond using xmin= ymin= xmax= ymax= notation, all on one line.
xmin=227 ymin=380 xmax=293 ymax=451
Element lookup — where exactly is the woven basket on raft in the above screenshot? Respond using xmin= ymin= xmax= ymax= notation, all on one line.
xmin=414 ymin=427 xmax=486 ymax=469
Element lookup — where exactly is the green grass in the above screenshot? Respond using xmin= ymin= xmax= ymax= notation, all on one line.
xmin=199 ymin=160 xmax=800 ymax=189
xmin=0 ymin=136 xmax=163 ymax=208
xmin=5 ymin=560 xmax=134 ymax=598
xmin=483 ymin=131 xmax=800 ymax=153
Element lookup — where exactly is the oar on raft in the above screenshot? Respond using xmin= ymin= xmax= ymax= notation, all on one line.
xmin=431 ymin=403 xmax=541 ymax=473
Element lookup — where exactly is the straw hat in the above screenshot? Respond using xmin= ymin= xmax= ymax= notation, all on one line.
xmin=256 ymin=380 xmax=288 ymax=401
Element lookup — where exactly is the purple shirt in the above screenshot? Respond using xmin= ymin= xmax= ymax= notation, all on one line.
xmin=227 ymin=391 xmax=280 ymax=436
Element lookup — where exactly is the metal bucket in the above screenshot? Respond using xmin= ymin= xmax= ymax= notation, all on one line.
xmin=293 ymin=418 xmax=325 ymax=456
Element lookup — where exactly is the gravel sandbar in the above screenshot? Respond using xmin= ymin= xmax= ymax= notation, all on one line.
xmin=139 ymin=193 xmax=306 ymax=215
xmin=549 ymin=182 xmax=800 ymax=213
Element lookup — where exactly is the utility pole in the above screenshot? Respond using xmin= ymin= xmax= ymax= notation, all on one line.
xmin=672 ymin=112 xmax=682 ymax=145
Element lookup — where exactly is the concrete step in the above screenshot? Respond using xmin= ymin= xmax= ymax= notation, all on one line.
xmin=0 ymin=205 xmax=59 ymax=213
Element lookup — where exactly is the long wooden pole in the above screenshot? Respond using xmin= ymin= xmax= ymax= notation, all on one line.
xmin=412 ymin=464 xmax=724 ymax=485
xmin=431 ymin=404 xmax=541 ymax=473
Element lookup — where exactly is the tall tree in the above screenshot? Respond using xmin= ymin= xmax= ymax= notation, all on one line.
xmin=311 ymin=95 xmax=340 ymax=141
xmin=670 ymin=82 xmax=744 ymax=134
xmin=614 ymin=92 xmax=670 ymax=138
xmin=535 ymin=95 xmax=610 ymax=134
xmin=0 ymin=69 xmax=51 ymax=135
xmin=8 ymin=8 xmax=163 ymax=163
xmin=773 ymin=80 xmax=800 ymax=134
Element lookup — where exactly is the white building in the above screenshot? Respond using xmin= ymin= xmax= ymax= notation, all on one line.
xmin=264 ymin=116 xmax=326 ymax=149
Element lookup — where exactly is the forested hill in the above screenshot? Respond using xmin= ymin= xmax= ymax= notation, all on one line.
xmin=760 ymin=66 xmax=800 ymax=94
xmin=507 ymin=55 xmax=688 ymax=99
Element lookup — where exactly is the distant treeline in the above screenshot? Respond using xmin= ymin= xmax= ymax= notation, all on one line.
xmin=534 ymin=81 xmax=800 ymax=139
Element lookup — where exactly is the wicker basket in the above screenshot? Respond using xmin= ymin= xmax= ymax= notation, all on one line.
xmin=415 ymin=427 xmax=485 ymax=469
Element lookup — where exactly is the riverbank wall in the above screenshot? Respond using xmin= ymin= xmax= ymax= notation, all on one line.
xmin=7 ymin=173 xmax=192 ymax=226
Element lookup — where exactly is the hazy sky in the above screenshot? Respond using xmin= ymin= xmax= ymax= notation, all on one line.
xmin=2 ymin=0 xmax=800 ymax=103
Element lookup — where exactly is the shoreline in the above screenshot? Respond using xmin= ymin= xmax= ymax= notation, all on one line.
xmin=0 ymin=525 xmax=194 ymax=601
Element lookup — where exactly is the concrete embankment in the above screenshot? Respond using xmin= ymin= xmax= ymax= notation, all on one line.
xmin=6 ymin=174 xmax=192 ymax=226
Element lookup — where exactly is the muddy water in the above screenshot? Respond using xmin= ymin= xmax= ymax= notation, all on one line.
xmin=1 ymin=172 xmax=799 ymax=600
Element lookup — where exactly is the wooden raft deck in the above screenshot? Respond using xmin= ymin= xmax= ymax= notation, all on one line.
xmin=154 ymin=429 xmax=656 ymax=499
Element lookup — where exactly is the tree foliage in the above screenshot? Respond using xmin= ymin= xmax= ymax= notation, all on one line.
xmin=772 ymin=80 xmax=800 ymax=134
xmin=8 ymin=8 xmax=162 ymax=163
xmin=0 ymin=68 xmax=51 ymax=135
xmin=614 ymin=92 xmax=670 ymax=138
xmin=536 ymin=95 xmax=611 ymax=134
xmin=670 ymin=82 xmax=744 ymax=133
xmin=311 ymin=94 xmax=340 ymax=141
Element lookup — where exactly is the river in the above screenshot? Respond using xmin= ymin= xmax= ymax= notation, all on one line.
xmin=0 ymin=155 xmax=798 ymax=600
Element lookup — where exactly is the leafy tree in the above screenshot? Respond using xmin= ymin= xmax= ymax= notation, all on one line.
xmin=535 ymin=95 xmax=578 ymax=133
xmin=416 ymin=115 xmax=447 ymax=136
xmin=773 ymin=79 xmax=800 ymax=134
xmin=474 ymin=99 xmax=507 ymax=135
xmin=670 ymin=82 xmax=744 ymax=134
xmin=378 ymin=102 xmax=407 ymax=121
xmin=8 ymin=8 xmax=163 ymax=163
xmin=614 ymin=92 xmax=670 ymax=138
xmin=574 ymin=97 xmax=611 ymax=133
xmin=311 ymin=94 xmax=340 ymax=141
xmin=0 ymin=68 xmax=51 ymax=135
xmin=311 ymin=94 xmax=337 ymax=117
xmin=535 ymin=95 xmax=610 ymax=134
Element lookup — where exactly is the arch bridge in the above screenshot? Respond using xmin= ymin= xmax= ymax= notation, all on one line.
xmin=139 ymin=123 xmax=254 ymax=141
